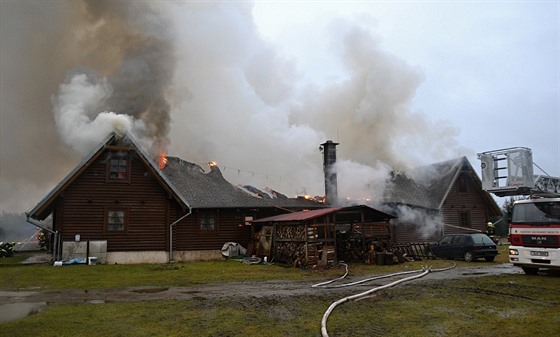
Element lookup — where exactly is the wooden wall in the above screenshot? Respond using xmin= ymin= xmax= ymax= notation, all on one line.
xmin=441 ymin=172 xmax=492 ymax=234
xmin=391 ymin=172 xmax=495 ymax=243
xmin=55 ymin=150 xmax=170 ymax=252
xmin=172 ymin=208 xmax=251 ymax=251
xmin=172 ymin=207 xmax=290 ymax=252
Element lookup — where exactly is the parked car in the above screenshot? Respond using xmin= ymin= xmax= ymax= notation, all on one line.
xmin=428 ymin=233 xmax=498 ymax=262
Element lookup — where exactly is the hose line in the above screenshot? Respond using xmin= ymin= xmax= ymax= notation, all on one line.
xmin=318 ymin=261 xmax=456 ymax=337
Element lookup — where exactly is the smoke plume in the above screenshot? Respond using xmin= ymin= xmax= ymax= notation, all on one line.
xmin=392 ymin=204 xmax=444 ymax=240
xmin=1 ymin=1 xmax=466 ymax=213
xmin=51 ymin=0 xmax=175 ymax=155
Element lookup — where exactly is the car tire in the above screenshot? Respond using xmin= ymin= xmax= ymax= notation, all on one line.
xmin=464 ymin=251 xmax=474 ymax=262
xmin=522 ymin=267 xmax=539 ymax=275
xmin=484 ymin=256 xmax=495 ymax=262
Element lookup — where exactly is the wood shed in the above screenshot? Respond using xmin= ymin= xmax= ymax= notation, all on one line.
xmin=250 ymin=205 xmax=397 ymax=267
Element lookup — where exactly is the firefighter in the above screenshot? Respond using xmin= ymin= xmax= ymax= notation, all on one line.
xmin=486 ymin=222 xmax=497 ymax=243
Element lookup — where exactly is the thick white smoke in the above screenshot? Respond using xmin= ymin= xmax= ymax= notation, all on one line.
xmin=164 ymin=3 xmax=465 ymax=200
xmin=52 ymin=73 xmax=147 ymax=154
xmin=393 ymin=204 xmax=444 ymax=239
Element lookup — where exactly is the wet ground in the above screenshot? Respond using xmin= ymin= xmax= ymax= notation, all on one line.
xmin=0 ymin=262 xmax=528 ymax=323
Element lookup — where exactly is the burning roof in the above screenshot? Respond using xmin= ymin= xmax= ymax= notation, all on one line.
xmin=27 ymin=132 xmax=325 ymax=220
xmin=382 ymin=157 xmax=498 ymax=213
xmin=162 ymin=156 xmax=324 ymax=209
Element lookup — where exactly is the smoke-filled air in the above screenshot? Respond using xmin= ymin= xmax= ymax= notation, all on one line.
xmin=1 ymin=1 xmax=468 ymax=213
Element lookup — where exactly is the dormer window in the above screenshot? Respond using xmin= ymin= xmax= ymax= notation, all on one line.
xmin=107 ymin=152 xmax=130 ymax=182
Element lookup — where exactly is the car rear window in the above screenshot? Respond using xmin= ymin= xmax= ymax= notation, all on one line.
xmin=472 ymin=234 xmax=494 ymax=245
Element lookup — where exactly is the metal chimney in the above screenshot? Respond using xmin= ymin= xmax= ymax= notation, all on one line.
xmin=320 ymin=140 xmax=339 ymax=206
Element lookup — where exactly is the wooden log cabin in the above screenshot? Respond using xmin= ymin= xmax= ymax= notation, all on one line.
xmin=381 ymin=157 xmax=502 ymax=244
xmin=26 ymin=132 xmax=325 ymax=264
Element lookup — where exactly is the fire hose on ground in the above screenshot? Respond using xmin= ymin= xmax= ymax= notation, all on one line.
xmin=314 ymin=261 xmax=457 ymax=337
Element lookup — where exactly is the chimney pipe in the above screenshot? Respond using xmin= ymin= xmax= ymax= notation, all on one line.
xmin=320 ymin=140 xmax=339 ymax=206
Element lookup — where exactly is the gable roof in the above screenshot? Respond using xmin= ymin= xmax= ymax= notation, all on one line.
xmin=383 ymin=157 xmax=500 ymax=215
xmin=27 ymin=132 xmax=189 ymax=220
xmin=28 ymin=132 xmax=324 ymax=219
xmin=162 ymin=156 xmax=325 ymax=209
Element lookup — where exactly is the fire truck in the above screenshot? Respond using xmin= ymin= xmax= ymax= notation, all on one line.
xmin=478 ymin=147 xmax=560 ymax=274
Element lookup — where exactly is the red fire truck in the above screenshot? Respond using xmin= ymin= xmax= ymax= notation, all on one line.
xmin=478 ymin=147 xmax=560 ymax=274
xmin=508 ymin=197 xmax=560 ymax=274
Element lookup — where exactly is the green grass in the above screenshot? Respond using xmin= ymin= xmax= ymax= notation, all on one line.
xmin=5 ymin=248 xmax=555 ymax=337
xmin=1 ymin=273 xmax=558 ymax=337
xmin=0 ymin=257 xmax=464 ymax=290
xmin=327 ymin=273 xmax=560 ymax=337
xmin=0 ymin=246 xmax=510 ymax=290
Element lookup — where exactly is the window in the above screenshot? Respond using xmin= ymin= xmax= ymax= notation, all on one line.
xmin=459 ymin=211 xmax=471 ymax=227
xmin=200 ymin=213 xmax=216 ymax=231
xmin=453 ymin=236 xmax=465 ymax=244
xmin=108 ymin=153 xmax=129 ymax=181
xmin=107 ymin=210 xmax=126 ymax=232
xmin=439 ymin=236 xmax=452 ymax=245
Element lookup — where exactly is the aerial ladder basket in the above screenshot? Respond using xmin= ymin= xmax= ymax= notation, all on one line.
xmin=477 ymin=147 xmax=559 ymax=197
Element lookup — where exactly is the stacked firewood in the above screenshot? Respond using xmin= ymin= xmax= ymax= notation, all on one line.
xmin=275 ymin=225 xmax=306 ymax=240
xmin=274 ymin=241 xmax=306 ymax=266
xmin=336 ymin=231 xmax=366 ymax=262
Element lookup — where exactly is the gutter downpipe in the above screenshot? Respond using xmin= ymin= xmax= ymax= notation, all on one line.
xmin=169 ymin=207 xmax=192 ymax=263
xmin=25 ymin=215 xmax=60 ymax=261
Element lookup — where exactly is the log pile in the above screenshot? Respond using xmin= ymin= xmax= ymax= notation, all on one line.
xmin=275 ymin=225 xmax=306 ymax=240
xmin=336 ymin=230 xmax=392 ymax=263
xmin=274 ymin=241 xmax=306 ymax=267
xmin=336 ymin=231 xmax=365 ymax=262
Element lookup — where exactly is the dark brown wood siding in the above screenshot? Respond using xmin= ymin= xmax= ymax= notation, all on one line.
xmin=172 ymin=207 xmax=292 ymax=251
xmin=441 ymin=172 xmax=491 ymax=235
xmin=55 ymin=150 xmax=170 ymax=252
xmin=391 ymin=221 xmax=443 ymax=244
xmin=173 ymin=208 xmax=253 ymax=251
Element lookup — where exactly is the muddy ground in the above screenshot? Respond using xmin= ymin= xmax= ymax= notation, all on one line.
xmin=0 ymin=263 xmax=523 ymax=307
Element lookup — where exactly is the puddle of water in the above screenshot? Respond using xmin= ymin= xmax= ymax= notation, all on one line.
xmin=0 ymin=291 xmax=37 ymax=298
xmin=130 ymin=287 xmax=169 ymax=294
xmin=0 ymin=302 xmax=47 ymax=323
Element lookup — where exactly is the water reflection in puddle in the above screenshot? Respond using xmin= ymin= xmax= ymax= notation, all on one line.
xmin=0 ymin=302 xmax=47 ymax=323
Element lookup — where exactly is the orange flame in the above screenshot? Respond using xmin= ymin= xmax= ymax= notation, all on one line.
xmin=158 ymin=152 xmax=168 ymax=170
xmin=302 ymin=195 xmax=326 ymax=203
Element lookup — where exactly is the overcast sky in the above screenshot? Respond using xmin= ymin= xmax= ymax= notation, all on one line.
xmin=0 ymin=1 xmax=558 ymax=213
xmin=251 ymin=1 xmax=559 ymax=171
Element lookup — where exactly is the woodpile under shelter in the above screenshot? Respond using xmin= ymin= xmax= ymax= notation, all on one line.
xmin=250 ymin=205 xmax=397 ymax=267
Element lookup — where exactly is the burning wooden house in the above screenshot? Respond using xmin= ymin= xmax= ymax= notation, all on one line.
xmin=250 ymin=205 xmax=396 ymax=267
xmin=382 ymin=157 xmax=502 ymax=244
xmin=26 ymin=132 xmax=325 ymax=264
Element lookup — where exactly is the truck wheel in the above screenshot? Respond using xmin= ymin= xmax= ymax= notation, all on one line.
xmin=484 ymin=256 xmax=495 ymax=262
xmin=522 ymin=267 xmax=539 ymax=275
xmin=464 ymin=251 xmax=474 ymax=262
